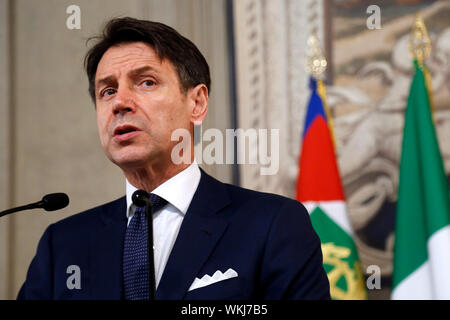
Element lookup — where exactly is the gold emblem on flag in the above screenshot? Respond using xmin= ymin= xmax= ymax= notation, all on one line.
xmin=305 ymin=34 xmax=327 ymax=78
xmin=409 ymin=14 xmax=431 ymax=66
xmin=321 ymin=242 xmax=366 ymax=300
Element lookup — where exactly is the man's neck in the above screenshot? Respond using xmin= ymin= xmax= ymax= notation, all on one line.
xmin=123 ymin=162 xmax=191 ymax=193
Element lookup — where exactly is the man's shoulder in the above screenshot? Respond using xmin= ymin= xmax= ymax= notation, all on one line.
xmin=206 ymin=175 xmax=318 ymax=250
xmin=50 ymin=196 xmax=126 ymax=232
xmin=224 ymin=182 xmax=295 ymax=206
xmin=200 ymin=170 xmax=307 ymax=214
xmin=203 ymin=174 xmax=308 ymax=221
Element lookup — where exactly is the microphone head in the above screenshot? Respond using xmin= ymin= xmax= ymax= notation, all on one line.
xmin=132 ymin=190 xmax=151 ymax=207
xmin=41 ymin=193 xmax=69 ymax=211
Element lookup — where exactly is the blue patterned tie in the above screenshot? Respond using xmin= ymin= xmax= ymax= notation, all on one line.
xmin=123 ymin=193 xmax=168 ymax=300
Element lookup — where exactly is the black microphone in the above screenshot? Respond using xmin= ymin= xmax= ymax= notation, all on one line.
xmin=132 ymin=190 xmax=152 ymax=208
xmin=131 ymin=190 xmax=156 ymax=300
xmin=0 ymin=193 xmax=69 ymax=218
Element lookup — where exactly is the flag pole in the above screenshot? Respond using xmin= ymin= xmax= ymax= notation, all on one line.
xmin=409 ymin=14 xmax=434 ymax=115
xmin=305 ymin=34 xmax=337 ymax=150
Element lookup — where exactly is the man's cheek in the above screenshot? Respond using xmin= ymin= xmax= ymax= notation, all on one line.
xmin=96 ymin=123 xmax=109 ymax=149
xmin=96 ymin=116 xmax=107 ymax=136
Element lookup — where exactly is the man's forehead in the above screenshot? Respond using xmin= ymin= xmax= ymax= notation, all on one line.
xmin=95 ymin=42 xmax=165 ymax=80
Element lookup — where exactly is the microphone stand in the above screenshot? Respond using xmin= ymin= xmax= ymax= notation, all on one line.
xmin=0 ymin=203 xmax=41 ymax=218
xmin=145 ymin=201 xmax=156 ymax=300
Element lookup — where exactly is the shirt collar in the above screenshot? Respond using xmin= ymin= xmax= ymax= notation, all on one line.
xmin=126 ymin=161 xmax=201 ymax=219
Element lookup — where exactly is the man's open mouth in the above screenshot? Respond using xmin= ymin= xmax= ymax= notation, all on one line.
xmin=113 ymin=125 xmax=141 ymax=142
xmin=114 ymin=125 xmax=140 ymax=136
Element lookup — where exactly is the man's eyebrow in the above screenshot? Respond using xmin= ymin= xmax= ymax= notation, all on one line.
xmin=128 ymin=66 xmax=156 ymax=77
xmin=96 ymin=75 xmax=115 ymax=89
xmin=95 ymin=66 xmax=156 ymax=89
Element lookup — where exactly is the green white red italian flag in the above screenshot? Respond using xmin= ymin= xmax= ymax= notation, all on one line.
xmin=391 ymin=61 xmax=450 ymax=299
xmin=296 ymin=77 xmax=367 ymax=300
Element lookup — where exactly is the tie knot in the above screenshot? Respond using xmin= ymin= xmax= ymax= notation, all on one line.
xmin=133 ymin=193 xmax=168 ymax=217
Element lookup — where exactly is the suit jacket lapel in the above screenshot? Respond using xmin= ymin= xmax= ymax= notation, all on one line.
xmin=89 ymin=197 xmax=127 ymax=299
xmin=156 ymin=170 xmax=231 ymax=300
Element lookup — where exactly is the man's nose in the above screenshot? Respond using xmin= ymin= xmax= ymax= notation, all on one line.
xmin=112 ymin=87 xmax=136 ymax=115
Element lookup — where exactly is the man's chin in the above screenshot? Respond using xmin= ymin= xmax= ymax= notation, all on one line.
xmin=108 ymin=152 xmax=150 ymax=169
xmin=108 ymin=148 xmax=167 ymax=170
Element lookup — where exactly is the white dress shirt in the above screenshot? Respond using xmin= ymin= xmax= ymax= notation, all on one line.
xmin=125 ymin=162 xmax=201 ymax=289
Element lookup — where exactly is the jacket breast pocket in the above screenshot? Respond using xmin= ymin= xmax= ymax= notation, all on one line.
xmin=184 ymin=277 xmax=247 ymax=300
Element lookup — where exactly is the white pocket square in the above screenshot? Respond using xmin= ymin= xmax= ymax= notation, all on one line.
xmin=188 ymin=268 xmax=238 ymax=292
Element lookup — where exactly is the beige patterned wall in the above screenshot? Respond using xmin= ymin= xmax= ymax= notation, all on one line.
xmin=0 ymin=0 xmax=11 ymax=301
xmin=233 ymin=0 xmax=326 ymax=196
xmin=0 ymin=0 xmax=232 ymax=299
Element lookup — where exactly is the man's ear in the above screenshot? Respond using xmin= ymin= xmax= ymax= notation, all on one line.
xmin=189 ymin=84 xmax=208 ymax=125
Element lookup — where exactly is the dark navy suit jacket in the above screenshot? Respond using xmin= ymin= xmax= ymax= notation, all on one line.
xmin=18 ymin=170 xmax=330 ymax=300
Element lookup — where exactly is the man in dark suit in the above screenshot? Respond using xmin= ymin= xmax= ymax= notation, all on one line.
xmin=18 ymin=17 xmax=330 ymax=300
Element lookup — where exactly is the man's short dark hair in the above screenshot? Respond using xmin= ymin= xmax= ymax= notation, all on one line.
xmin=84 ymin=17 xmax=211 ymax=102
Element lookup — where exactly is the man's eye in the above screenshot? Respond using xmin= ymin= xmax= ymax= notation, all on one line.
xmin=142 ymin=80 xmax=155 ymax=87
xmin=101 ymin=88 xmax=116 ymax=97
